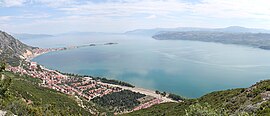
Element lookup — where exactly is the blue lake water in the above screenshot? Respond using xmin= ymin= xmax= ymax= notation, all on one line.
xmin=22 ymin=34 xmax=270 ymax=98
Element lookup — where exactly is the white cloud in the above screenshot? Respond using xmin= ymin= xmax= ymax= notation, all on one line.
xmin=3 ymin=0 xmax=270 ymax=20
xmin=54 ymin=0 xmax=270 ymax=21
xmin=31 ymin=0 xmax=78 ymax=7
xmin=146 ymin=14 xmax=157 ymax=19
xmin=0 ymin=0 xmax=78 ymax=7
xmin=0 ymin=0 xmax=27 ymax=7
xmin=59 ymin=0 xmax=189 ymax=17
xmin=15 ymin=13 xmax=51 ymax=19
xmin=0 ymin=16 xmax=11 ymax=21
xmin=191 ymin=0 xmax=270 ymax=19
xmin=2 ymin=0 xmax=270 ymax=20
xmin=2 ymin=0 xmax=270 ymax=33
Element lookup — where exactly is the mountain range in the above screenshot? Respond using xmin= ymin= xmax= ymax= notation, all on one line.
xmin=125 ymin=26 xmax=270 ymax=36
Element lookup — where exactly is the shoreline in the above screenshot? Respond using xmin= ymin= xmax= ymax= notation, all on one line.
xmin=107 ymin=83 xmax=176 ymax=103
xmin=29 ymin=47 xmax=178 ymax=102
xmin=25 ymin=44 xmax=178 ymax=108
xmin=26 ymin=42 xmax=119 ymax=61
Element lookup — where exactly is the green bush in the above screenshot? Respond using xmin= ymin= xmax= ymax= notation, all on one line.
xmin=185 ymin=103 xmax=229 ymax=116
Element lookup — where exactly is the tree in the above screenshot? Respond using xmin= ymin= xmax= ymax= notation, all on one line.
xmin=161 ymin=92 xmax=166 ymax=97
xmin=0 ymin=61 xmax=6 ymax=72
xmin=0 ymin=75 xmax=12 ymax=97
xmin=168 ymin=93 xmax=184 ymax=101
xmin=155 ymin=90 xmax=161 ymax=94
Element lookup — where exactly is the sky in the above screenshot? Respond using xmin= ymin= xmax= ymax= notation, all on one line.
xmin=0 ymin=0 xmax=270 ymax=34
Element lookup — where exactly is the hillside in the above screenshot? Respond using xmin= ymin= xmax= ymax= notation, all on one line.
xmin=125 ymin=80 xmax=270 ymax=116
xmin=0 ymin=31 xmax=36 ymax=66
xmin=0 ymin=71 xmax=93 ymax=115
xmin=153 ymin=31 xmax=270 ymax=50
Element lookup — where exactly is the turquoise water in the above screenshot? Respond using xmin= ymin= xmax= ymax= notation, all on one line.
xmin=28 ymin=34 xmax=270 ymax=98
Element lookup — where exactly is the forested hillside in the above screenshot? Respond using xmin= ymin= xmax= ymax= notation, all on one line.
xmin=125 ymin=80 xmax=270 ymax=116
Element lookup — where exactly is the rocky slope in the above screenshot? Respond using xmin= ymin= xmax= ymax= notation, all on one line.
xmin=0 ymin=31 xmax=36 ymax=66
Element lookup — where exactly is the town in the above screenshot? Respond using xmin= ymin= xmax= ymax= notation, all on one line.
xmin=7 ymin=61 xmax=122 ymax=101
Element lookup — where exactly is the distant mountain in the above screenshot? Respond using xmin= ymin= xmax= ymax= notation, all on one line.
xmin=125 ymin=27 xmax=208 ymax=36
xmin=0 ymin=31 xmax=36 ymax=66
xmin=153 ymin=31 xmax=270 ymax=50
xmin=125 ymin=28 xmax=165 ymax=35
xmin=215 ymin=26 xmax=270 ymax=33
xmin=125 ymin=26 xmax=270 ymax=36
xmin=58 ymin=31 xmax=120 ymax=36
xmin=13 ymin=33 xmax=54 ymax=40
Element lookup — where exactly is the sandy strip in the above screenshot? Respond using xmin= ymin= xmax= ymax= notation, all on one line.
xmin=107 ymin=84 xmax=177 ymax=103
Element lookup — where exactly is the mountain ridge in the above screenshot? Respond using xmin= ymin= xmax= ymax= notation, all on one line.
xmin=0 ymin=30 xmax=36 ymax=66
xmin=125 ymin=26 xmax=270 ymax=36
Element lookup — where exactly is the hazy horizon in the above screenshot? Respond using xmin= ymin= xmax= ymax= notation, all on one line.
xmin=6 ymin=26 xmax=270 ymax=35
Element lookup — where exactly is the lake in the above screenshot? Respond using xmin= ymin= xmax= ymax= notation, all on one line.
xmin=22 ymin=34 xmax=270 ymax=98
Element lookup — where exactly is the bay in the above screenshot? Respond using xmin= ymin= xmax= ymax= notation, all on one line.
xmin=25 ymin=34 xmax=270 ymax=98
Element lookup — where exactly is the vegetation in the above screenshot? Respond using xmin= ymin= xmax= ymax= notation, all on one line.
xmin=0 ymin=61 xmax=6 ymax=72
xmin=256 ymin=101 xmax=270 ymax=115
xmin=123 ymin=101 xmax=193 ymax=116
xmin=185 ymin=103 xmax=229 ymax=116
xmin=93 ymin=90 xmax=145 ymax=112
xmin=0 ymin=73 xmax=11 ymax=98
xmin=125 ymin=80 xmax=270 ymax=116
xmin=168 ymin=93 xmax=185 ymax=101
xmin=61 ymin=72 xmax=135 ymax=87
xmin=0 ymin=71 xmax=91 ymax=115
xmin=155 ymin=90 xmax=166 ymax=97
xmin=155 ymin=90 xmax=160 ymax=94
xmin=96 ymin=77 xmax=135 ymax=88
